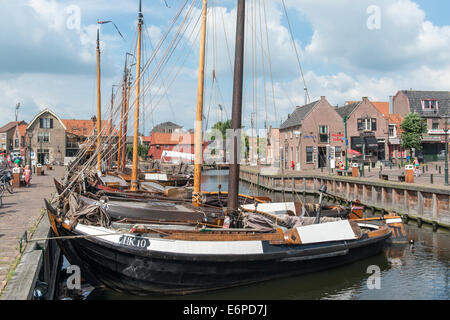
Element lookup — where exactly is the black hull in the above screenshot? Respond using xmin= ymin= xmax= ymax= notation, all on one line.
xmin=53 ymin=223 xmax=388 ymax=296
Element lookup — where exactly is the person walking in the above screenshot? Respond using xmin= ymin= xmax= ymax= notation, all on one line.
xmin=414 ymin=157 xmax=420 ymax=177
xmin=24 ymin=165 xmax=32 ymax=187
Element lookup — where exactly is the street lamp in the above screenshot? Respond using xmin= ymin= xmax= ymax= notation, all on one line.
xmin=343 ymin=115 xmax=349 ymax=170
xmin=27 ymin=132 xmax=33 ymax=168
xmin=444 ymin=116 xmax=449 ymax=186
xmin=15 ymin=103 xmax=20 ymax=122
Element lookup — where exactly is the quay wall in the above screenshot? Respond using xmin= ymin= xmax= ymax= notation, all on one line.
xmin=240 ymin=166 xmax=450 ymax=230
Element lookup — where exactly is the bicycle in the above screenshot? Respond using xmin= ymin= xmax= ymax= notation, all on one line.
xmin=0 ymin=170 xmax=13 ymax=195
xmin=0 ymin=183 xmax=3 ymax=208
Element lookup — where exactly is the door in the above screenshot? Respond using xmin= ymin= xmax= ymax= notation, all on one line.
xmin=377 ymin=142 xmax=385 ymax=161
xmin=318 ymin=147 xmax=327 ymax=168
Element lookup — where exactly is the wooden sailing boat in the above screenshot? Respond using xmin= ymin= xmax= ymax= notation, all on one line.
xmin=46 ymin=0 xmax=394 ymax=295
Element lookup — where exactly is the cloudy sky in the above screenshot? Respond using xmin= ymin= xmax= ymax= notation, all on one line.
xmin=1 ymin=0 xmax=449 ymax=134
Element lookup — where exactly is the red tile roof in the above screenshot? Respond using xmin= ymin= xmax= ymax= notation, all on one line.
xmin=62 ymin=119 xmax=118 ymax=137
xmin=347 ymin=101 xmax=390 ymax=118
xmin=387 ymin=114 xmax=403 ymax=125
xmin=149 ymin=132 xmax=195 ymax=145
xmin=17 ymin=123 xmax=27 ymax=137
xmin=0 ymin=121 xmax=27 ymax=133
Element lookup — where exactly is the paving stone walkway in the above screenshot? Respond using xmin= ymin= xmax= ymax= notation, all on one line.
xmin=0 ymin=166 xmax=64 ymax=294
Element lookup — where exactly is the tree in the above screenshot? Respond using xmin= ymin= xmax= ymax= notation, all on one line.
xmin=400 ymin=112 xmax=427 ymax=158
xmin=211 ymin=120 xmax=231 ymax=162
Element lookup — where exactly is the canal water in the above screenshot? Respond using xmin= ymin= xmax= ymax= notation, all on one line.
xmin=57 ymin=170 xmax=450 ymax=300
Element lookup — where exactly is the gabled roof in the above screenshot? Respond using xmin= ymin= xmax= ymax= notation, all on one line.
xmin=280 ymin=100 xmax=319 ymax=130
xmin=336 ymin=102 xmax=360 ymax=119
xmin=26 ymin=108 xmax=67 ymax=131
xmin=347 ymin=101 xmax=389 ymax=118
xmin=152 ymin=121 xmax=182 ymax=131
xmin=0 ymin=121 xmax=27 ymax=133
xmin=400 ymin=90 xmax=450 ymax=117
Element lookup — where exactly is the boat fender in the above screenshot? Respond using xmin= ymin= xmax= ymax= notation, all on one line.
xmin=130 ymin=225 xmax=145 ymax=233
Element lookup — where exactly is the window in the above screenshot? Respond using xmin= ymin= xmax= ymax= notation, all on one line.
xmin=37 ymin=132 xmax=50 ymax=143
xmin=1 ymin=133 xmax=6 ymax=139
xmin=423 ymin=100 xmax=438 ymax=110
xmin=389 ymin=124 xmax=396 ymax=138
xmin=319 ymin=126 xmax=328 ymax=143
xmin=357 ymin=118 xmax=375 ymax=131
xmin=306 ymin=146 xmax=314 ymax=163
xmin=14 ymin=139 xmax=19 ymax=148
xmin=432 ymin=120 xmax=439 ymax=130
xmin=40 ymin=118 xmax=53 ymax=129
xmin=335 ymin=146 xmax=342 ymax=158
xmin=371 ymin=118 xmax=377 ymax=131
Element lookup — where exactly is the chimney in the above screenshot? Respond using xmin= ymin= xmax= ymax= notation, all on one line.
xmin=362 ymin=97 xmax=369 ymax=102
xmin=389 ymin=96 xmax=394 ymax=114
xmin=320 ymin=96 xmax=326 ymax=101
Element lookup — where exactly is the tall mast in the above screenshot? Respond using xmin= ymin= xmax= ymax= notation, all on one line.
xmin=131 ymin=0 xmax=143 ymax=191
xmin=108 ymin=86 xmax=114 ymax=170
xmin=122 ymin=73 xmax=131 ymax=170
xmin=193 ymin=0 xmax=208 ymax=206
xmin=96 ymin=28 xmax=102 ymax=174
xmin=117 ymin=70 xmax=125 ymax=172
xmin=227 ymin=0 xmax=245 ymax=212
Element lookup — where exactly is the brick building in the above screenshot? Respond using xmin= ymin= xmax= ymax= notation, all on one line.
xmin=26 ymin=108 xmax=117 ymax=165
xmin=0 ymin=121 xmax=27 ymax=154
xmin=280 ymin=96 xmax=345 ymax=170
xmin=337 ymin=97 xmax=389 ymax=165
xmin=392 ymin=90 xmax=450 ymax=161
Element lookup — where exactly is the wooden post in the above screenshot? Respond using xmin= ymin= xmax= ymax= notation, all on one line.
xmin=193 ymin=0 xmax=208 ymax=206
xmin=131 ymin=2 xmax=143 ymax=191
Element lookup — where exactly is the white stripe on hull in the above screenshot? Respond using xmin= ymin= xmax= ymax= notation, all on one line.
xmin=74 ymin=223 xmax=264 ymax=255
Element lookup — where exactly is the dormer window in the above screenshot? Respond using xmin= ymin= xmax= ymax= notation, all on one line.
xmin=422 ymin=99 xmax=438 ymax=110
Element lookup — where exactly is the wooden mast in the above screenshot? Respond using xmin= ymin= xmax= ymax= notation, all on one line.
xmin=108 ymin=86 xmax=114 ymax=169
xmin=117 ymin=72 xmax=125 ymax=172
xmin=96 ymin=27 xmax=102 ymax=174
xmin=227 ymin=0 xmax=245 ymax=212
xmin=122 ymin=72 xmax=131 ymax=170
xmin=130 ymin=0 xmax=143 ymax=191
xmin=193 ymin=0 xmax=208 ymax=206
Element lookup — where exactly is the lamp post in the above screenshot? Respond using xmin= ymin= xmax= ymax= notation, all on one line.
xmin=27 ymin=132 xmax=33 ymax=168
xmin=444 ymin=116 xmax=449 ymax=186
xmin=343 ymin=115 xmax=349 ymax=170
